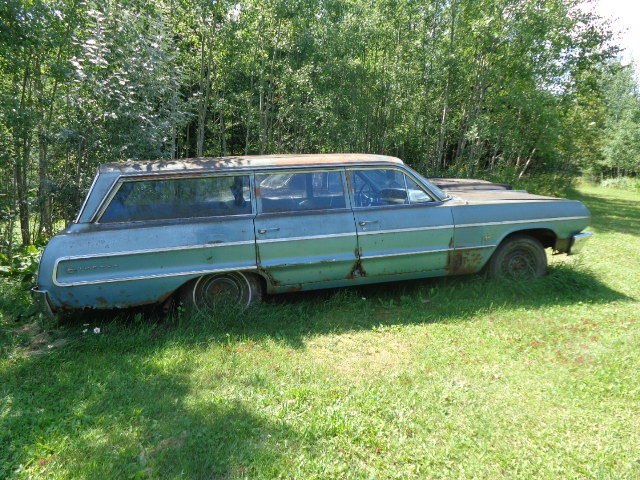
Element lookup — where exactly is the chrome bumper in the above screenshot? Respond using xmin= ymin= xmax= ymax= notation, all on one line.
xmin=569 ymin=232 xmax=593 ymax=255
xmin=30 ymin=287 xmax=56 ymax=318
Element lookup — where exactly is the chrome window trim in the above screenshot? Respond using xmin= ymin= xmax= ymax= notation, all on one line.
xmin=92 ymin=176 xmax=126 ymax=223
xmin=75 ymin=169 xmax=101 ymax=223
xmin=92 ymin=172 xmax=255 ymax=223
xmin=109 ymin=160 xmax=405 ymax=178
xmin=93 ymin=211 xmax=256 ymax=226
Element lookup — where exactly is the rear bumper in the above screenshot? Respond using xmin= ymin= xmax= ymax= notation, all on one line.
xmin=30 ymin=287 xmax=56 ymax=318
xmin=569 ymin=232 xmax=593 ymax=255
xmin=554 ymin=232 xmax=593 ymax=255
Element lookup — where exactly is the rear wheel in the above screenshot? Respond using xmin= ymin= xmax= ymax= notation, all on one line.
xmin=180 ymin=272 xmax=262 ymax=313
xmin=488 ymin=235 xmax=547 ymax=279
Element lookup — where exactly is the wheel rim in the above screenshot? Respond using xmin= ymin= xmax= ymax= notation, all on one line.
xmin=192 ymin=273 xmax=250 ymax=312
xmin=503 ymin=249 xmax=536 ymax=278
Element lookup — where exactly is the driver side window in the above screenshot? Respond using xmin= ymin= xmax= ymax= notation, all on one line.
xmin=348 ymin=169 xmax=432 ymax=207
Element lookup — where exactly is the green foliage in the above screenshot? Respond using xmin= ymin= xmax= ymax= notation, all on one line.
xmin=0 ymin=245 xmax=41 ymax=284
xmin=442 ymin=165 xmax=578 ymax=197
xmin=0 ymin=0 xmax=624 ymax=253
xmin=595 ymin=62 xmax=640 ymax=175
xmin=599 ymin=176 xmax=640 ymax=192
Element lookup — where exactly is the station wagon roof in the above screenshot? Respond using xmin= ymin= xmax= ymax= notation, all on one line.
xmin=99 ymin=153 xmax=404 ymax=174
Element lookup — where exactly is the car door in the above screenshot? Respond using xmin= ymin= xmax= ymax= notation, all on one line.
xmin=347 ymin=168 xmax=454 ymax=278
xmin=254 ymin=169 xmax=359 ymax=287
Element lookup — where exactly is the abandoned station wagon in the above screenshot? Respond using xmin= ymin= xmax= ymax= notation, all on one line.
xmin=32 ymin=154 xmax=592 ymax=315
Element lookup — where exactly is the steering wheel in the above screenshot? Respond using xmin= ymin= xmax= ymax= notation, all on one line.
xmin=357 ymin=182 xmax=380 ymax=207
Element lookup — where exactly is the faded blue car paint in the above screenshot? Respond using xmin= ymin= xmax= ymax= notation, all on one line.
xmin=32 ymin=154 xmax=592 ymax=314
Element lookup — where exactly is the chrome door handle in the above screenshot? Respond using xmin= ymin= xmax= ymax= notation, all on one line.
xmin=258 ymin=227 xmax=280 ymax=234
xmin=359 ymin=220 xmax=378 ymax=227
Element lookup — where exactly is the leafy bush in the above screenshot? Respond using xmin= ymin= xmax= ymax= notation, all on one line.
xmin=0 ymin=245 xmax=41 ymax=284
xmin=599 ymin=176 xmax=640 ymax=192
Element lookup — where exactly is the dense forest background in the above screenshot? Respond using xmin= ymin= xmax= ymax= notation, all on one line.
xmin=1 ymin=0 xmax=640 ymax=254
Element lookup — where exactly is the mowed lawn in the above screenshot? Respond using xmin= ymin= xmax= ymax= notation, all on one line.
xmin=1 ymin=183 xmax=638 ymax=479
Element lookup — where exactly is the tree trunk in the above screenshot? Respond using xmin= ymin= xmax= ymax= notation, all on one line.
xmin=244 ymin=71 xmax=254 ymax=155
xmin=196 ymin=34 xmax=213 ymax=157
xmin=37 ymin=50 xmax=61 ymax=238
xmin=16 ymin=58 xmax=33 ymax=246
xmin=518 ymin=148 xmax=536 ymax=179
xmin=437 ymin=1 xmax=457 ymax=170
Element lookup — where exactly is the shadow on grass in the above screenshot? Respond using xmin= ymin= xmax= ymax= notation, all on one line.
xmin=230 ymin=261 xmax=629 ymax=347
xmin=567 ymin=186 xmax=640 ymax=235
xmin=0 ymin=327 xmax=292 ymax=479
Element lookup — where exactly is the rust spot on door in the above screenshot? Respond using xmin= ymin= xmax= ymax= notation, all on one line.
xmin=347 ymin=259 xmax=367 ymax=279
xmin=259 ymin=268 xmax=282 ymax=287
xmin=447 ymin=250 xmax=484 ymax=276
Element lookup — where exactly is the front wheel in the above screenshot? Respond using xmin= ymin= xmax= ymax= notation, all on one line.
xmin=487 ymin=235 xmax=547 ymax=279
xmin=180 ymin=272 xmax=262 ymax=313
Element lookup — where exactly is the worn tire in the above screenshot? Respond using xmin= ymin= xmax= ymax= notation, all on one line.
xmin=180 ymin=272 xmax=262 ymax=313
xmin=488 ymin=235 xmax=547 ymax=279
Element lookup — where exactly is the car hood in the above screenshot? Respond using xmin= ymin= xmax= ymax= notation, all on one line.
xmin=429 ymin=178 xmax=512 ymax=191
xmin=449 ymin=189 xmax=561 ymax=204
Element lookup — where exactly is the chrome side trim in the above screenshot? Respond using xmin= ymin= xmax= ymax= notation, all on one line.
xmin=456 ymin=216 xmax=590 ymax=228
xmin=53 ymin=266 xmax=259 ymax=287
xmin=52 ymin=240 xmax=255 ymax=286
xmin=455 ymin=245 xmax=498 ymax=251
xmin=259 ymin=258 xmax=341 ymax=269
xmin=261 ymin=245 xmax=496 ymax=268
xmin=362 ymin=248 xmax=450 ymax=259
xmin=55 ymin=240 xmax=255 ymax=261
xmin=256 ymin=232 xmax=356 ymax=244
xmin=360 ymin=244 xmax=496 ymax=260
xmin=358 ymin=225 xmax=455 ymax=235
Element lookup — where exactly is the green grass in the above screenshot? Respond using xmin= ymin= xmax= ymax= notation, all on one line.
xmin=1 ymin=183 xmax=639 ymax=479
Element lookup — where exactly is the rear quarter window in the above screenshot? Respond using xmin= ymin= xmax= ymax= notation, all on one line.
xmin=99 ymin=175 xmax=251 ymax=223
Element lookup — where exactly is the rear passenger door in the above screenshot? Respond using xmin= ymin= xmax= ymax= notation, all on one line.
xmin=347 ymin=168 xmax=454 ymax=277
xmin=254 ymin=170 xmax=359 ymax=287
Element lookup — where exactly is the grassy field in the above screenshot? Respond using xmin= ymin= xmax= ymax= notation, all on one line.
xmin=1 ymin=183 xmax=638 ymax=479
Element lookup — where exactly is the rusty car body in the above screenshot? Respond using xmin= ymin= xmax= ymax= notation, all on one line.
xmin=31 ymin=154 xmax=592 ymax=315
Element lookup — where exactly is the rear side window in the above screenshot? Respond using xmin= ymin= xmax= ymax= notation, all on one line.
xmin=99 ymin=175 xmax=251 ymax=223
xmin=257 ymin=171 xmax=346 ymax=213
